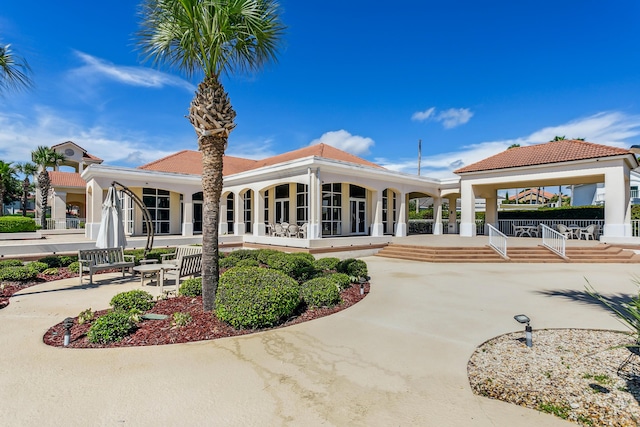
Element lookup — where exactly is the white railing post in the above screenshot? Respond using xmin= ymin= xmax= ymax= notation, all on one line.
xmin=541 ymin=224 xmax=566 ymax=258
xmin=487 ymin=224 xmax=508 ymax=258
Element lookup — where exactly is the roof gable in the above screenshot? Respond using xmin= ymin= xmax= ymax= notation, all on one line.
xmin=49 ymin=171 xmax=86 ymax=188
xmin=51 ymin=141 xmax=103 ymax=162
xmin=454 ymin=140 xmax=633 ymax=174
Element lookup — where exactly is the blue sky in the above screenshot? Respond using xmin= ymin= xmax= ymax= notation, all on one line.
xmin=2 ymin=0 xmax=640 ymax=179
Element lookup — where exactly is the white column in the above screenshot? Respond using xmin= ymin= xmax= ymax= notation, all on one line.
xmin=219 ymin=197 xmax=228 ymax=235
xmin=234 ymin=192 xmax=245 ymax=235
xmin=433 ymin=196 xmax=443 ymax=235
xmin=485 ymin=191 xmax=498 ymax=231
xmin=446 ymin=196 xmax=458 ymax=234
xmin=308 ymin=168 xmax=321 ymax=239
xmin=52 ymin=190 xmax=67 ymax=230
xmin=85 ymin=181 xmax=104 ymax=240
xmin=182 ymin=193 xmax=194 ymax=236
xmin=603 ymin=168 xmax=631 ymax=237
xmin=460 ymin=181 xmax=476 ymax=237
xmin=253 ymin=190 xmax=266 ymax=236
xmin=371 ymin=189 xmax=384 ymax=236
xmin=395 ymin=192 xmax=407 ymax=237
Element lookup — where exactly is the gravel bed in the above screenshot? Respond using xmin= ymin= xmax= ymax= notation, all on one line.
xmin=468 ymin=329 xmax=640 ymax=426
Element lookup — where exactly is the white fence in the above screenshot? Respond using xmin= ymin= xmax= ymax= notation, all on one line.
xmin=487 ymin=224 xmax=508 ymax=258
xmin=540 ymin=224 xmax=566 ymax=257
xmin=35 ymin=217 xmax=85 ymax=230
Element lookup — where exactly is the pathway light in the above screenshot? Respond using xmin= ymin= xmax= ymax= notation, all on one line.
xmin=514 ymin=314 xmax=532 ymax=348
xmin=63 ymin=317 xmax=74 ymax=347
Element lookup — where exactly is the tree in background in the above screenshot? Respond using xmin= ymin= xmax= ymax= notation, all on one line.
xmin=0 ymin=161 xmax=16 ymax=216
xmin=137 ymin=0 xmax=285 ymax=311
xmin=0 ymin=42 xmax=33 ymax=94
xmin=31 ymin=146 xmax=65 ymax=229
xmin=15 ymin=162 xmax=37 ymax=216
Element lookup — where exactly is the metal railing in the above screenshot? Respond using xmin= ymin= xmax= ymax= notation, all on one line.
xmin=408 ymin=219 xmax=485 ymax=235
xmin=35 ymin=217 xmax=85 ymax=230
xmin=487 ymin=224 xmax=508 ymax=258
xmin=497 ymin=219 xmax=604 ymax=237
xmin=540 ymin=224 xmax=566 ymax=258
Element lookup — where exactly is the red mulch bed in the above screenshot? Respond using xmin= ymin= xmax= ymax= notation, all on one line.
xmin=41 ymin=280 xmax=370 ymax=349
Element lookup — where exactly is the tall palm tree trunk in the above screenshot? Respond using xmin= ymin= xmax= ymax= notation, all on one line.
xmin=38 ymin=171 xmax=49 ymax=229
xmin=21 ymin=178 xmax=29 ymax=216
xmin=200 ymin=140 xmax=225 ymax=312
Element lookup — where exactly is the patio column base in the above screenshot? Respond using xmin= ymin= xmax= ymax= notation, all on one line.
xmin=182 ymin=222 xmax=193 ymax=237
xmin=433 ymin=223 xmax=443 ymax=235
xmin=460 ymin=222 xmax=476 ymax=237
xmin=370 ymin=223 xmax=384 ymax=237
xmin=86 ymin=223 xmax=101 ymax=240
xmin=395 ymin=223 xmax=407 ymax=237
xmin=603 ymin=223 xmax=632 ymax=238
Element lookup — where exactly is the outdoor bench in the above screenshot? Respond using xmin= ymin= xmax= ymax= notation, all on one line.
xmin=78 ymin=247 xmax=135 ymax=285
xmin=160 ymin=245 xmax=202 ymax=264
xmin=163 ymin=253 xmax=203 ymax=292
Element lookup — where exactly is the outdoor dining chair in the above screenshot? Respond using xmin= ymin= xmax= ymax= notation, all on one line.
xmin=287 ymin=224 xmax=299 ymax=238
xmin=298 ymin=223 xmax=307 ymax=238
xmin=274 ymin=223 xmax=286 ymax=237
xmin=580 ymin=224 xmax=596 ymax=240
xmin=556 ymin=224 xmax=572 ymax=239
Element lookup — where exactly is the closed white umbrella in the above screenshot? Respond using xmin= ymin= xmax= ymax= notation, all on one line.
xmin=95 ymin=186 xmax=127 ymax=249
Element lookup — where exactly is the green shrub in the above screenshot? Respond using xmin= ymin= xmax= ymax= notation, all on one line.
xmin=77 ymin=308 xmax=94 ymax=325
xmin=0 ymin=216 xmax=37 ymax=233
xmin=0 ymin=266 xmax=38 ymax=281
xmin=255 ymin=249 xmax=280 ymax=264
xmin=124 ymin=248 xmax=174 ymax=265
xmin=87 ymin=311 xmax=137 ymax=343
xmin=58 ymin=256 xmax=77 ymax=267
xmin=172 ymin=312 xmax=192 ymax=327
xmin=216 ymin=267 xmax=301 ymax=329
xmin=226 ymin=249 xmax=259 ymax=261
xmin=267 ymin=253 xmax=317 ymax=281
xmin=314 ymin=257 xmax=340 ymax=272
xmin=110 ymin=290 xmax=154 ymax=312
xmin=179 ymin=277 xmax=202 ymax=297
xmin=68 ymin=261 xmax=80 ymax=273
xmin=27 ymin=261 xmax=49 ymax=273
xmin=0 ymin=259 xmax=24 ymax=268
xmin=300 ymin=277 xmax=341 ymax=308
xmin=337 ymin=259 xmax=368 ymax=278
xmin=42 ymin=267 xmax=59 ymax=276
xmin=328 ymin=273 xmax=351 ymax=290
xmin=219 ymin=257 xmax=238 ymax=269
xmin=38 ymin=256 xmax=63 ymax=268
xmin=235 ymin=259 xmax=260 ymax=268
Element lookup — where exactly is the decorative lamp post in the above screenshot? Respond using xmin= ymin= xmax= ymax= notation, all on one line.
xmin=63 ymin=317 xmax=74 ymax=347
xmin=514 ymin=314 xmax=532 ymax=348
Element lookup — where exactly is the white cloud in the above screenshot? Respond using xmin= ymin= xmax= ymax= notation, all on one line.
xmin=309 ymin=130 xmax=375 ymax=155
xmin=70 ymin=51 xmax=195 ymax=92
xmin=0 ymin=107 xmax=183 ymax=167
xmin=382 ymin=111 xmax=640 ymax=178
xmin=411 ymin=107 xmax=474 ymax=129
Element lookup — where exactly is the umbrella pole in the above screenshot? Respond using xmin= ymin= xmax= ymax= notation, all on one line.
xmin=111 ymin=181 xmax=155 ymax=258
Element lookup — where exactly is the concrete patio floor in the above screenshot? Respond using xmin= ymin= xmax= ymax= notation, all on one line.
xmin=1 ymin=258 xmax=637 ymax=426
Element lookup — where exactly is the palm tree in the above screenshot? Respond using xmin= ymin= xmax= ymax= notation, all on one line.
xmin=0 ymin=161 xmax=16 ymax=216
xmin=137 ymin=0 xmax=285 ymax=311
xmin=15 ymin=162 xmax=37 ymax=216
xmin=31 ymin=146 xmax=65 ymax=229
xmin=0 ymin=43 xmax=33 ymax=94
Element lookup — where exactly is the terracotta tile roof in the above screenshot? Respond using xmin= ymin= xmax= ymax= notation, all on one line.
xmin=49 ymin=171 xmax=86 ymax=188
xmin=454 ymin=140 xmax=633 ymax=174
xmin=138 ymin=150 xmax=258 ymax=176
xmin=138 ymin=144 xmax=383 ymax=176
xmin=509 ymin=188 xmax=556 ymax=200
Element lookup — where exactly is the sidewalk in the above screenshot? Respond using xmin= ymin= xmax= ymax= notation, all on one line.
xmin=0 ymin=258 xmax=635 ymax=426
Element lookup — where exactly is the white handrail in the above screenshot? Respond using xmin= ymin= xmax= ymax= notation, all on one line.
xmin=541 ymin=224 xmax=566 ymax=258
xmin=487 ymin=224 xmax=508 ymax=258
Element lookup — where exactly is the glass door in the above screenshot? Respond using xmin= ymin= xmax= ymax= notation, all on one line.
xmin=350 ymin=199 xmax=366 ymax=234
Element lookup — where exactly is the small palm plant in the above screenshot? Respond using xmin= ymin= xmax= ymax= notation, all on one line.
xmin=586 ymin=278 xmax=640 ymax=350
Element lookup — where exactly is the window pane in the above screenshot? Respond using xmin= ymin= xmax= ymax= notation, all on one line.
xmin=158 ymin=210 xmax=170 ymax=221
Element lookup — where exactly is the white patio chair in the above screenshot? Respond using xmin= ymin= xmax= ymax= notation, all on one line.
xmin=274 ymin=223 xmax=286 ymax=237
xmin=580 ymin=224 xmax=596 ymax=240
xmin=556 ymin=224 xmax=571 ymax=239
xmin=298 ymin=223 xmax=307 ymax=238
xmin=287 ymin=224 xmax=299 ymax=238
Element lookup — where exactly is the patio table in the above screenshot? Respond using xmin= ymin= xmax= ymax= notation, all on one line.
xmin=133 ymin=263 xmax=177 ymax=292
xmin=513 ymin=225 xmax=537 ymax=237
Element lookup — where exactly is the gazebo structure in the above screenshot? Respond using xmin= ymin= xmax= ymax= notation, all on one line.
xmin=454 ymin=140 xmax=639 ymax=242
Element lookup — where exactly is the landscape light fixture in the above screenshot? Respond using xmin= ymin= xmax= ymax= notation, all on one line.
xmin=514 ymin=314 xmax=532 ymax=348
xmin=359 ymin=275 xmax=370 ymax=295
xmin=63 ymin=317 xmax=74 ymax=347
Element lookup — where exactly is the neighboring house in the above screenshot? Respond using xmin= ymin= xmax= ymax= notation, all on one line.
xmin=571 ymin=170 xmax=640 ymax=206
xmin=507 ymin=188 xmax=555 ymax=205
xmin=35 ymin=141 xmax=103 ymax=225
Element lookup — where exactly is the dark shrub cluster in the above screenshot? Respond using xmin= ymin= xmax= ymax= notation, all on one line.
xmin=87 ymin=311 xmax=137 ymax=344
xmin=266 ymin=252 xmax=317 ymax=281
xmin=327 ymin=273 xmax=351 ymax=290
xmin=314 ymin=257 xmax=340 ymax=272
xmin=179 ymin=277 xmax=202 ymax=297
xmin=0 ymin=259 xmax=24 ymax=268
xmin=300 ymin=277 xmax=341 ymax=308
xmin=27 ymin=261 xmax=49 ymax=273
xmin=109 ymin=290 xmax=154 ymax=312
xmin=337 ymin=259 xmax=368 ymax=278
xmin=124 ymin=248 xmax=174 ymax=265
xmin=215 ymin=267 xmax=301 ymax=329
xmin=0 ymin=266 xmax=38 ymax=281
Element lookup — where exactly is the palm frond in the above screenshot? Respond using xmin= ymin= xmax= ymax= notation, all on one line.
xmin=0 ymin=44 xmax=33 ymax=94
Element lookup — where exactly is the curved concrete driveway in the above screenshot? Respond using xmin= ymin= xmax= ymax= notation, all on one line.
xmin=1 ymin=258 xmax=637 ymax=426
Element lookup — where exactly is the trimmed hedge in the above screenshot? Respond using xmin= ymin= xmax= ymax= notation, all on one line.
xmin=328 ymin=273 xmax=351 ymax=290
xmin=314 ymin=257 xmax=340 ymax=272
xmin=87 ymin=311 xmax=137 ymax=344
xmin=235 ymin=259 xmax=260 ymax=268
xmin=266 ymin=252 xmax=317 ymax=281
xmin=498 ymin=206 xmax=604 ymax=220
xmin=68 ymin=261 xmax=80 ymax=273
xmin=0 ymin=266 xmax=38 ymax=281
xmin=0 ymin=216 xmax=37 ymax=233
xmin=110 ymin=290 xmax=154 ymax=312
xmin=336 ymin=259 xmax=368 ymax=278
xmin=179 ymin=277 xmax=202 ymax=297
xmin=300 ymin=277 xmax=341 ymax=308
xmin=27 ymin=261 xmax=48 ymax=273
xmin=0 ymin=259 xmax=24 ymax=268
xmin=124 ymin=248 xmax=174 ymax=265
xmin=216 ymin=267 xmax=301 ymax=329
